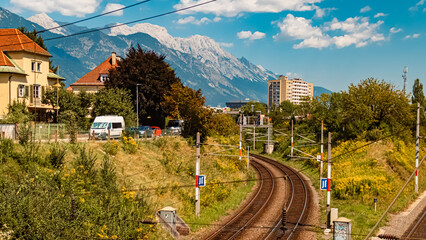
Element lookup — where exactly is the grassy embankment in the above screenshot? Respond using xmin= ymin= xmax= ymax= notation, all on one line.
xmin=0 ymin=135 xmax=254 ymax=239
xmin=261 ymin=137 xmax=426 ymax=240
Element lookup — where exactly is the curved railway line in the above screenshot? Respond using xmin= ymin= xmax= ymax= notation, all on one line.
xmin=202 ymin=154 xmax=314 ymax=240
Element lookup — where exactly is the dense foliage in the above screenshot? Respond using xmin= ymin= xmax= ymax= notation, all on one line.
xmin=91 ymin=88 xmax=136 ymax=126
xmin=106 ymin=45 xmax=181 ymax=127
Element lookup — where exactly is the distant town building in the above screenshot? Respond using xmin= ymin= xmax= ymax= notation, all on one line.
xmin=70 ymin=52 xmax=120 ymax=93
xmin=226 ymin=99 xmax=259 ymax=109
xmin=268 ymin=76 xmax=314 ymax=107
xmin=0 ymin=28 xmax=64 ymax=119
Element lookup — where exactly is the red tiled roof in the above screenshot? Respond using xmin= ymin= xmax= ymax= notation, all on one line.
xmin=0 ymin=50 xmax=14 ymax=67
xmin=0 ymin=29 xmax=51 ymax=57
xmin=71 ymin=56 xmax=118 ymax=86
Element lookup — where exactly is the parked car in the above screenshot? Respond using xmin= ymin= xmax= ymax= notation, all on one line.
xmin=127 ymin=126 xmax=153 ymax=138
xmin=151 ymin=126 xmax=162 ymax=136
xmin=90 ymin=115 xmax=125 ymax=140
xmin=166 ymin=120 xmax=184 ymax=135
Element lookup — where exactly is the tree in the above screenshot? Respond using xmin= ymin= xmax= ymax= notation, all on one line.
xmin=106 ymin=45 xmax=181 ymax=127
xmin=412 ymin=78 xmax=425 ymax=106
xmin=43 ymin=87 xmax=92 ymax=129
xmin=162 ymin=82 xmax=212 ymax=140
xmin=208 ymin=114 xmax=238 ymax=137
xmin=2 ymin=100 xmax=33 ymax=124
xmin=18 ymin=27 xmax=58 ymax=73
xmin=341 ymin=78 xmax=412 ymax=140
xmin=92 ymin=88 xmax=136 ymax=127
xmin=240 ymin=101 xmax=267 ymax=115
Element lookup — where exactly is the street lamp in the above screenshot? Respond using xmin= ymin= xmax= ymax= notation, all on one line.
xmin=53 ymin=80 xmax=61 ymax=122
xmin=136 ymin=84 xmax=141 ymax=126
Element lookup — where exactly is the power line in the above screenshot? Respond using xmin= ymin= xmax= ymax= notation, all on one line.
xmin=44 ymin=0 xmax=217 ymax=42
xmin=0 ymin=0 xmax=217 ymax=48
xmin=0 ymin=0 xmax=151 ymax=37
xmin=37 ymin=0 xmax=151 ymax=34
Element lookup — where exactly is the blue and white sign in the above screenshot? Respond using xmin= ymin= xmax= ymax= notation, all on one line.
xmin=198 ymin=175 xmax=206 ymax=187
xmin=320 ymin=178 xmax=328 ymax=190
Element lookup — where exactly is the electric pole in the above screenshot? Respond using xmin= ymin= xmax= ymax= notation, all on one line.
xmin=415 ymin=102 xmax=420 ymax=193
xmin=195 ymin=132 xmax=200 ymax=217
xmin=320 ymin=120 xmax=324 ymax=181
xmin=327 ymin=132 xmax=332 ymax=228
xmin=291 ymin=120 xmax=294 ymax=157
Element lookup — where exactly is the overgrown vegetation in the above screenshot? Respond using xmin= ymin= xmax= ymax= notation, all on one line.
xmin=266 ymin=77 xmax=426 ymax=239
xmin=0 ymin=132 xmax=252 ymax=239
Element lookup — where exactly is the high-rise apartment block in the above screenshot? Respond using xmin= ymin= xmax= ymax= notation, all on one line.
xmin=268 ymin=76 xmax=314 ymax=107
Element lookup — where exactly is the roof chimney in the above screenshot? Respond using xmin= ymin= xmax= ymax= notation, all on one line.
xmin=112 ymin=52 xmax=116 ymax=66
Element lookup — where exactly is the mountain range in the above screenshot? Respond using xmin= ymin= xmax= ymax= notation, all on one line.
xmin=0 ymin=7 xmax=331 ymax=106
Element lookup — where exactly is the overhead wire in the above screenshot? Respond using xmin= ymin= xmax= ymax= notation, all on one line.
xmin=0 ymin=0 xmax=218 ymax=48
xmin=0 ymin=0 xmax=151 ymax=37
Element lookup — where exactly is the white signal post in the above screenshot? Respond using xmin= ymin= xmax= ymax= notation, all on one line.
xmin=327 ymin=132 xmax=331 ymax=228
xmin=239 ymin=113 xmax=242 ymax=161
xmin=320 ymin=120 xmax=324 ymax=181
xmin=195 ymin=132 xmax=200 ymax=217
xmin=415 ymin=102 xmax=420 ymax=193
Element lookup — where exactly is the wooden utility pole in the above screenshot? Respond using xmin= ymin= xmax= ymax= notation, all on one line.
xmin=195 ymin=132 xmax=200 ymax=217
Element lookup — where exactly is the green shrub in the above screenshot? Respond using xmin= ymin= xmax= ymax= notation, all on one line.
xmin=102 ymin=140 xmax=119 ymax=156
xmin=121 ymin=136 xmax=138 ymax=154
xmin=0 ymin=139 xmax=13 ymax=163
xmin=47 ymin=143 xmax=67 ymax=168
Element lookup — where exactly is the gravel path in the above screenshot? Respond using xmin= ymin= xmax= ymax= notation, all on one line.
xmin=374 ymin=190 xmax=426 ymax=239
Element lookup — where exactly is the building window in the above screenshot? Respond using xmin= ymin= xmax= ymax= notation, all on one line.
xmin=34 ymin=85 xmax=40 ymax=99
xmin=99 ymin=74 xmax=109 ymax=82
xmin=18 ymin=85 xmax=25 ymax=97
xmin=31 ymin=62 xmax=42 ymax=73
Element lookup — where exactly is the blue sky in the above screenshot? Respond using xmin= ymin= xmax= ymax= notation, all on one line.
xmin=1 ymin=0 xmax=425 ymax=92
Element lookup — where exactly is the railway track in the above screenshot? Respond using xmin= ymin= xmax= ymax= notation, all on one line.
xmin=202 ymin=154 xmax=312 ymax=240
xmin=401 ymin=207 xmax=426 ymax=240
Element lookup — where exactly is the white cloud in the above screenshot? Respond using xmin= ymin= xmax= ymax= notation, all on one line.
xmin=102 ymin=3 xmax=124 ymax=16
xmin=237 ymin=31 xmax=266 ymax=40
xmin=174 ymin=0 xmax=322 ymax=17
xmin=274 ymin=14 xmax=386 ymax=49
xmin=313 ymin=7 xmax=336 ymax=18
xmin=374 ymin=13 xmax=387 ymax=18
xmin=360 ymin=6 xmax=371 ymax=13
xmin=409 ymin=0 xmax=424 ymax=11
xmin=218 ymin=42 xmax=234 ymax=48
xmin=177 ymin=16 xmax=211 ymax=25
xmin=10 ymin=0 xmax=101 ymax=17
xmin=274 ymin=14 xmax=323 ymax=40
xmin=404 ymin=33 xmax=421 ymax=39
xmin=390 ymin=27 xmax=402 ymax=34
xmin=213 ymin=17 xmax=222 ymax=22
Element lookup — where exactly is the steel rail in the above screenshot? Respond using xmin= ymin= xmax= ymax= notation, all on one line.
xmin=252 ymin=154 xmax=309 ymax=240
xmin=204 ymin=161 xmax=275 ymax=240
xmin=404 ymin=210 xmax=426 ymax=240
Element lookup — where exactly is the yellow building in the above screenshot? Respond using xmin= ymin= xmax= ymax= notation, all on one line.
xmin=70 ymin=52 xmax=120 ymax=93
xmin=0 ymin=28 xmax=64 ymax=119
xmin=268 ymin=75 xmax=314 ymax=107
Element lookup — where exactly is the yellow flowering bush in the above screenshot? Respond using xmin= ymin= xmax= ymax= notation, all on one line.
xmin=102 ymin=140 xmax=119 ymax=155
xmin=121 ymin=136 xmax=138 ymax=154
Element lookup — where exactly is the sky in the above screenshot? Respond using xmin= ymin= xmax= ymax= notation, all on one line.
xmin=1 ymin=0 xmax=425 ymax=93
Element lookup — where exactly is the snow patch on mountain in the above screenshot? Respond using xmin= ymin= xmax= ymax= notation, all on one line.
xmin=109 ymin=22 xmax=276 ymax=83
xmin=27 ymin=13 xmax=67 ymax=36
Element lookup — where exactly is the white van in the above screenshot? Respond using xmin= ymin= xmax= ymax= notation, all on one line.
xmin=90 ymin=115 xmax=125 ymax=140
